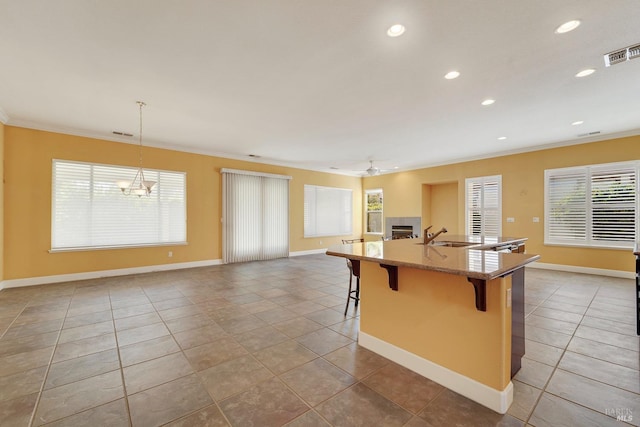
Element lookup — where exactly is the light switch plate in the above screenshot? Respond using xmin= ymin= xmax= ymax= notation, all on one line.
xmin=506 ymin=288 xmax=512 ymax=308
xmin=506 ymin=217 xmax=515 ymax=223
xmin=533 ymin=217 xmax=540 ymax=223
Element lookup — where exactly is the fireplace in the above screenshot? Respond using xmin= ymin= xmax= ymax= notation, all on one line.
xmin=391 ymin=225 xmax=414 ymax=239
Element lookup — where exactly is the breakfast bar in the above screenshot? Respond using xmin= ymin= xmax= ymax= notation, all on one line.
xmin=327 ymin=237 xmax=539 ymax=413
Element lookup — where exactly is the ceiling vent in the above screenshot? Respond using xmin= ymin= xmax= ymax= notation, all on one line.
xmin=604 ymin=43 xmax=640 ymax=66
xmin=577 ymin=131 xmax=601 ymax=137
xmin=112 ymin=131 xmax=133 ymax=137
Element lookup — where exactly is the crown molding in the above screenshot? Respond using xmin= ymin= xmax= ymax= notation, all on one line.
xmin=7 ymin=119 xmax=640 ymax=178
xmin=0 ymin=107 xmax=8 ymax=124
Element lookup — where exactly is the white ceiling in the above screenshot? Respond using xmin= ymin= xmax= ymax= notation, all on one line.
xmin=1 ymin=1 xmax=639 ymax=175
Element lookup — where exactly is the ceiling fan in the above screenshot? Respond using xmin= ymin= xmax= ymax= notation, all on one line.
xmin=360 ymin=160 xmax=393 ymax=176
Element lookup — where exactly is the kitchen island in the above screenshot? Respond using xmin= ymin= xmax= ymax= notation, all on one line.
xmin=326 ymin=236 xmax=539 ymax=413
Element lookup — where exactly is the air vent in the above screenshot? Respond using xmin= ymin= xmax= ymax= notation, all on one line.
xmin=628 ymin=43 xmax=640 ymax=60
xmin=604 ymin=43 xmax=640 ymax=66
xmin=112 ymin=131 xmax=133 ymax=137
xmin=577 ymin=131 xmax=601 ymax=137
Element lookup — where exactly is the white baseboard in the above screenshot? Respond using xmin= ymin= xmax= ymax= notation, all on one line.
xmin=289 ymin=248 xmax=327 ymax=257
xmin=358 ymin=332 xmax=513 ymax=414
xmin=0 ymin=259 xmax=222 ymax=290
xmin=528 ymin=261 xmax=634 ymax=279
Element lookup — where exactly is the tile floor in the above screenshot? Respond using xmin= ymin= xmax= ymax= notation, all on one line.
xmin=0 ymin=254 xmax=638 ymax=426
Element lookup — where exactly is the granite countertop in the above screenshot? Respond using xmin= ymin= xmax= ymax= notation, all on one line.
xmin=326 ymin=237 xmax=540 ymax=280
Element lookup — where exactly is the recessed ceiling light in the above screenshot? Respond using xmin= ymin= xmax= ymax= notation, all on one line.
xmin=572 ymin=120 xmax=584 ymax=125
xmin=498 ymin=136 xmax=507 ymax=140
xmin=555 ymin=20 xmax=581 ymax=34
xmin=575 ymin=68 xmax=595 ymax=77
xmin=387 ymin=24 xmax=406 ymax=37
xmin=481 ymin=99 xmax=495 ymax=106
xmin=393 ymin=166 xmax=399 ymax=169
xmin=444 ymin=71 xmax=460 ymax=80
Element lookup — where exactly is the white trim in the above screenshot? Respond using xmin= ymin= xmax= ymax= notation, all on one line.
xmin=289 ymin=248 xmax=327 ymax=257
xmin=0 ymin=259 xmax=222 ymax=290
xmin=220 ymin=168 xmax=292 ymax=180
xmin=527 ymin=261 xmax=634 ymax=279
xmin=359 ymin=332 xmax=513 ymax=414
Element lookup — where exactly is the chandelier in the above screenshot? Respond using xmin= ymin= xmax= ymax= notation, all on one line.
xmin=116 ymin=101 xmax=156 ymax=196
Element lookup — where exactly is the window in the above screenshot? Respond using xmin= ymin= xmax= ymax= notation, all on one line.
xmin=366 ymin=189 xmax=383 ymax=234
xmin=304 ymin=185 xmax=353 ymax=237
xmin=465 ymin=175 xmax=502 ymax=236
xmin=52 ymin=160 xmax=186 ymax=250
xmin=222 ymin=169 xmax=290 ymax=263
xmin=545 ymin=161 xmax=638 ymax=248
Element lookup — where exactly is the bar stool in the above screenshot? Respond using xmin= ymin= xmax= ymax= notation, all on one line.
xmin=341 ymin=238 xmax=364 ymax=315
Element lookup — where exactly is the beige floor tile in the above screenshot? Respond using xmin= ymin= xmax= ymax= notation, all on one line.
xmin=281 ymin=358 xmax=356 ymax=406
xmin=44 ymin=398 xmax=129 ymax=427
xmin=34 ymin=370 xmax=124 ymax=425
xmin=219 ymin=377 xmax=309 ymax=426
xmin=52 ymin=333 xmax=117 ymax=363
xmin=173 ymin=324 xmax=228 ymax=350
xmin=507 ymin=380 xmax=542 ymax=421
xmin=0 ymin=392 xmax=39 ymax=426
xmin=296 ymin=328 xmax=353 ymax=356
xmin=529 ymin=393 xmax=621 ymax=427
xmin=119 ymin=334 xmax=181 ymax=367
xmin=199 ymin=354 xmax=273 ymax=400
xmin=116 ymin=322 xmax=169 ymax=347
xmin=184 ymin=336 xmax=248 ymax=371
xmin=363 ymin=362 xmax=444 ymax=414
xmin=45 ymin=349 xmax=120 ymax=389
xmin=128 ymin=374 xmax=213 ymax=427
xmin=0 ymin=346 xmax=54 ymax=377
xmin=0 ymin=366 xmax=47 ymax=402
xmin=316 ymin=383 xmax=412 ymax=427
xmin=164 ymin=403 xmax=229 ymax=427
xmin=123 ymin=352 xmax=194 ymax=394
xmin=323 ymin=342 xmax=388 ymax=379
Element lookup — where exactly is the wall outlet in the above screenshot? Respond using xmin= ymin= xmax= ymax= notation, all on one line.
xmin=506 ymin=217 xmax=515 ymax=223
xmin=533 ymin=217 xmax=540 ymax=223
xmin=319 ymin=240 xmax=323 ymax=246
xmin=168 ymin=251 xmax=173 ymax=258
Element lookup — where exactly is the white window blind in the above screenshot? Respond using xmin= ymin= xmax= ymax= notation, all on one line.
xmin=545 ymin=162 xmax=638 ymax=248
xmin=466 ymin=175 xmax=502 ymax=236
xmin=52 ymin=160 xmax=186 ymax=250
xmin=222 ymin=169 xmax=290 ymax=263
xmin=304 ymin=185 xmax=353 ymax=237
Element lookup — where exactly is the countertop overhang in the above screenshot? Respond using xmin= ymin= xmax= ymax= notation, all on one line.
xmin=326 ymin=236 xmax=540 ymax=281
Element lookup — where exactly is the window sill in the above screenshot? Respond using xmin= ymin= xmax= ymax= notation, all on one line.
xmin=543 ymin=241 xmax=634 ymax=251
xmin=49 ymin=242 xmax=188 ymax=253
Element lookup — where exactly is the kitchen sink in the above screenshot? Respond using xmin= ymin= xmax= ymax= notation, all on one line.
xmin=416 ymin=241 xmax=474 ymax=247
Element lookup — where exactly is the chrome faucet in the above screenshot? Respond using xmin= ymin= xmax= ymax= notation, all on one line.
xmin=424 ymin=226 xmax=448 ymax=245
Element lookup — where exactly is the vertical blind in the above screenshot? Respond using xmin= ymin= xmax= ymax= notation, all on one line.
xmin=52 ymin=160 xmax=186 ymax=250
xmin=222 ymin=169 xmax=290 ymax=263
xmin=545 ymin=161 xmax=638 ymax=247
xmin=303 ymin=185 xmax=353 ymax=237
xmin=465 ymin=175 xmax=502 ymax=236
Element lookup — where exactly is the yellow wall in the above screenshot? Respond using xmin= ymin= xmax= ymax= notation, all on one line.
xmin=428 ymin=182 xmax=459 ymax=235
xmin=3 ymin=126 xmax=361 ymax=280
xmin=4 ymin=125 xmax=639 ymax=281
xmin=365 ymin=135 xmax=640 ymax=272
xmin=360 ymin=261 xmax=511 ymax=390
xmin=0 ymin=121 xmax=4 ymax=281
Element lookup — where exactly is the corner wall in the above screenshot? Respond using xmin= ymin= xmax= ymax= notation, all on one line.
xmin=3 ymin=126 xmax=362 ymax=281
xmin=364 ymin=135 xmax=640 ymax=273
xmin=0 ymin=121 xmax=4 ymax=282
